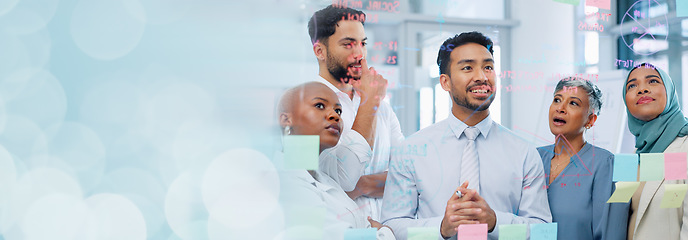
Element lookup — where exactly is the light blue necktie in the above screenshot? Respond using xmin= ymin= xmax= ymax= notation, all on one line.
xmin=460 ymin=127 xmax=480 ymax=193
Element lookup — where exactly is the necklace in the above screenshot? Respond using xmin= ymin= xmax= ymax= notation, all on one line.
xmin=551 ymin=160 xmax=565 ymax=173
xmin=549 ymin=141 xmax=587 ymax=184
xmin=549 ymin=156 xmax=568 ymax=184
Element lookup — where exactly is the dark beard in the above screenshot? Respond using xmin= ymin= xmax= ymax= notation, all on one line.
xmin=451 ymin=88 xmax=494 ymax=112
xmin=326 ymin=49 xmax=356 ymax=84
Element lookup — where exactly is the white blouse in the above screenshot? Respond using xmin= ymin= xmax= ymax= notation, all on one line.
xmin=279 ymin=169 xmax=394 ymax=240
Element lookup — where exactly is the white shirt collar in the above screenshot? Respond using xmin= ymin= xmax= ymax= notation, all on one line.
xmin=315 ymin=75 xmax=345 ymax=95
xmin=448 ymin=112 xmax=493 ymax=140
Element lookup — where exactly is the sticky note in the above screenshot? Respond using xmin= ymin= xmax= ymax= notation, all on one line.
xmin=530 ymin=223 xmax=558 ymax=240
xmin=407 ymin=227 xmax=439 ymax=240
xmin=607 ymin=182 xmax=640 ymax=203
xmin=344 ymin=228 xmax=377 ymax=240
xmin=639 ymin=153 xmax=664 ymax=181
xmin=660 ymin=184 xmax=688 ymax=208
xmin=585 ymin=0 xmax=610 ymax=10
xmin=664 ymin=152 xmax=687 ymax=180
xmin=553 ymin=0 xmax=580 ymax=6
xmin=614 ymin=154 xmax=639 ymax=182
xmin=678 ymin=0 xmax=688 ymax=17
xmin=283 ymin=135 xmax=319 ymax=170
xmin=498 ymin=224 xmax=527 ymax=240
xmin=457 ymin=223 xmax=487 ymax=240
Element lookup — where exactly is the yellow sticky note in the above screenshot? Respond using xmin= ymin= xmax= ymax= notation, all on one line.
xmin=660 ymin=184 xmax=688 ymax=208
xmin=284 ymin=135 xmax=319 ymax=170
xmin=607 ymin=182 xmax=640 ymax=203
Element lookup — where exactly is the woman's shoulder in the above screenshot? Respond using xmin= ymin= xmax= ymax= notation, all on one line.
xmin=586 ymin=144 xmax=615 ymax=163
xmin=665 ymin=136 xmax=688 ymax=153
xmin=588 ymin=144 xmax=614 ymax=156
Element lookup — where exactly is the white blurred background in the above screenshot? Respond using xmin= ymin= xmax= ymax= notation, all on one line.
xmin=0 ymin=0 xmax=687 ymax=239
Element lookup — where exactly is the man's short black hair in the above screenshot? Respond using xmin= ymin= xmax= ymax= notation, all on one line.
xmin=436 ymin=31 xmax=494 ymax=75
xmin=308 ymin=5 xmax=366 ymax=45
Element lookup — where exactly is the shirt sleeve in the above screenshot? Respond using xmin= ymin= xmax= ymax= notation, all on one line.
xmin=381 ymin=148 xmax=445 ymax=240
xmin=491 ymin=146 xmax=552 ymax=237
xmin=385 ymin=101 xmax=405 ymax=150
xmin=319 ymin=128 xmax=371 ymax=191
xmin=376 ymin=226 xmax=396 ymax=240
xmin=279 ymin=172 xmax=349 ymax=240
xmin=593 ymin=153 xmax=629 ymax=240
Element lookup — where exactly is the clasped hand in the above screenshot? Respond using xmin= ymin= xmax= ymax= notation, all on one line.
xmin=440 ymin=181 xmax=496 ymax=238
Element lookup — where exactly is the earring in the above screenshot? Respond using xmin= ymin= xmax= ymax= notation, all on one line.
xmin=585 ymin=125 xmax=591 ymax=129
xmin=284 ymin=126 xmax=291 ymax=135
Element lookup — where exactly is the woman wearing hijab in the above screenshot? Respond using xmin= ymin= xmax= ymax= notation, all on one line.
xmin=538 ymin=77 xmax=628 ymax=240
xmin=625 ymin=63 xmax=688 ymax=240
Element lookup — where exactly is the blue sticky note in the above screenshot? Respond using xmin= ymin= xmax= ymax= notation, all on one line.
xmin=530 ymin=223 xmax=558 ymax=240
xmin=283 ymin=135 xmax=319 ymax=170
xmin=678 ymin=0 xmax=688 ymax=17
xmin=614 ymin=154 xmax=639 ymax=182
xmin=344 ymin=228 xmax=377 ymax=240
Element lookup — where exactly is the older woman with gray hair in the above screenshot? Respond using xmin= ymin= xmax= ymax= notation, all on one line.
xmin=537 ymin=77 xmax=629 ymax=240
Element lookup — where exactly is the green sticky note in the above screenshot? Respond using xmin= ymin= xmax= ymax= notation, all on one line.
xmin=284 ymin=135 xmax=319 ymax=170
xmin=660 ymin=184 xmax=688 ymax=208
xmin=553 ymin=0 xmax=580 ymax=6
xmin=607 ymin=182 xmax=640 ymax=203
xmin=639 ymin=153 xmax=664 ymax=181
xmin=530 ymin=223 xmax=558 ymax=240
xmin=408 ymin=227 xmax=439 ymax=240
xmin=498 ymin=224 xmax=527 ymax=240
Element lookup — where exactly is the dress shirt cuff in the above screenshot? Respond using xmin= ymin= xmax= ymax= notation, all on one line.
xmin=341 ymin=129 xmax=372 ymax=163
xmin=492 ymin=211 xmax=512 ymax=236
xmin=428 ymin=218 xmax=454 ymax=240
xmin=377 ymin=226 xmax=395 ymax=240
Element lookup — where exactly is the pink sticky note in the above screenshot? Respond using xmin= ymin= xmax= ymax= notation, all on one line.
xmin=585 ymin=0 xmax=610 ymax=10
xmin=665 ymin=152 xmax=688 ymax=180
xmin=457 ymin=223 xmax=487 ymax=240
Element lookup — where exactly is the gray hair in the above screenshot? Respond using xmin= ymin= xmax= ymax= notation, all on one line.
xmin=554 ymin=77 xmax=603 ymax=116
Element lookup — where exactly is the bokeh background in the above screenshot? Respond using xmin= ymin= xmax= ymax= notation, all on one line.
xmin=1 ymin=0 xmax=687 ymax=239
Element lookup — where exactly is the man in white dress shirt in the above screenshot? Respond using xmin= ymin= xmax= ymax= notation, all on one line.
xmin=307 ymin=5 xmax=405 ymax=220
xmin=380 ymin=32 xmax=551 ymax=239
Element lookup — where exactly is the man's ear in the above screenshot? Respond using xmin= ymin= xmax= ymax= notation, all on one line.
xmin=279 ymin=112 xmax=292 ymax=129
xmin=439 ymin=74 xmax=452 ymax=92
xmin=313 ymin=40 xmax=327 ymax=61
